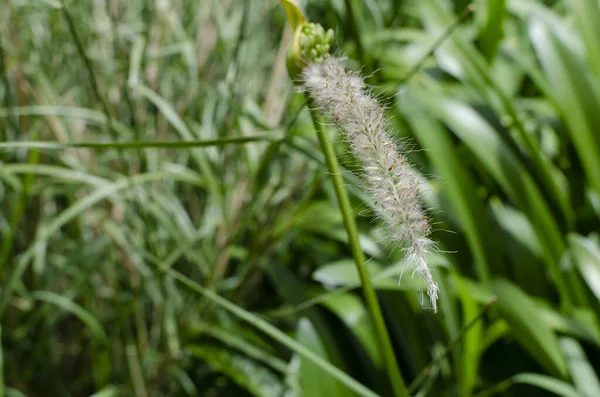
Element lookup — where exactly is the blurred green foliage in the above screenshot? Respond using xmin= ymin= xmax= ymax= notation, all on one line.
xmin=0 ymin=0 xmax=599 ymax=396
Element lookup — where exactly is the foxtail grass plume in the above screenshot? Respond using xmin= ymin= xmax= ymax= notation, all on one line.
xmin=302 ymin=56 xmax=439 ymax=311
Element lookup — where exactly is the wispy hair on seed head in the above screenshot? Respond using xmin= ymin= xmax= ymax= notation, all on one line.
xmin=302 ymin=55 xmax=439 ymax=312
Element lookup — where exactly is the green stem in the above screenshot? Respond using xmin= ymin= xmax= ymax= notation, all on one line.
xmin=60 ymin=0 xmax=119 ymax=141
xmin=0 ymin=24 xmax=15 ymax=141
xmin=307 ymin=96 xmax=408 ymax=397
xmin=0 ymin=326 xmax=4 ymax=397
xmin=471 ymin=378 xmax=514 ymax=397
xmin=343 ymin=0 xmax=367 ymax=68
xmin=407 ymin=296 xmax=497 ymax=394
xmin=400 ymin=4 xmax=475 ymax=84
xmin=0 ymin=143 xmax=39 ymax=280
xmin=168 ymin=269 xmax=380 ymax=397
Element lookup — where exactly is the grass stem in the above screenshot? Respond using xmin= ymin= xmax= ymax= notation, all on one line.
xmin=167 ymin=268 xmax=380 ymax=397
xmin=307 ymin=96 xmax=408 ymax=397
xmin=60 ymin=0 xmax=119 ymax=141
xmin=408 ymin=296 xmax=497 ymax=394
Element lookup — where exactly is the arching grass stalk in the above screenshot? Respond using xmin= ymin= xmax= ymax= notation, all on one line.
xmin=281 ymin=2 xmax=438 ymax=311
xmin=303 ymin=57 xmax=438 ymax=311
xmin=167 ymin=268 xmax=380 ymax=397
xmin=307 ymin=99 xmax=409 ymax=397
xmin=280 ymin=2 xmax=417 ymax=397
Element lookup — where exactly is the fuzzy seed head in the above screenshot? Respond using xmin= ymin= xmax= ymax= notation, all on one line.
xmin=302 ymin=56 xmax=439 ymax=311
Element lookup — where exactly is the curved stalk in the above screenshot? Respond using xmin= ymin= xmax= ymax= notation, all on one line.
xmin=307 ymin=96 xmax=408 ymax=397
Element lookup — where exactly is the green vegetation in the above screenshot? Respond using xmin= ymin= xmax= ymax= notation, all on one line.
xmin=1 ymin=0 xmax=599 ymax=396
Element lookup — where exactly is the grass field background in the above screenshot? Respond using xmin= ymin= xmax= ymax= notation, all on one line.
xmin=1 ymin=0 xmax=600 ymax=396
